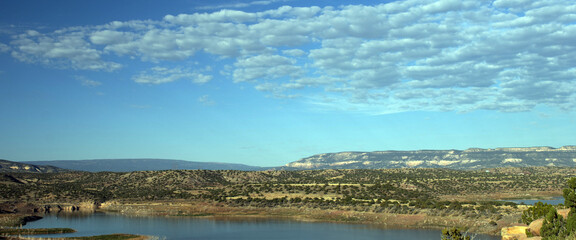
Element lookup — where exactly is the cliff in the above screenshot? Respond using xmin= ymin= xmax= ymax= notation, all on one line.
xmin=0 ymin=159 xmax=68 ymax=173
xmin=284 ymin=146 xmax=576 ymax=170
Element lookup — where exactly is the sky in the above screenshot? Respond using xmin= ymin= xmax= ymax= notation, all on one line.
xmin=0 ymin=0 xmax=575 ymax=167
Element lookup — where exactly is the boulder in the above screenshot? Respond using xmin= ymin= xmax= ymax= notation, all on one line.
xmin=528 ymin=219 xmax=544 ymax=236
xmin=558 ymin=208 xmax=571 ymax=219
xmin=526 ymin=208 xmax=571 ymax=237
xmin=501 ymin=226 xmax=529 ymax=240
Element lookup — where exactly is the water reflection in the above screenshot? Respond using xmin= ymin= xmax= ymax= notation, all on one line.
xmin=24 ymin=212 xmax=500 ymax=240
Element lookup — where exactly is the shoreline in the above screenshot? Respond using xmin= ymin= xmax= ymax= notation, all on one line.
xmin=0 ymin=199 xmax=527 ymax=238
xmin=98 ymin=200 xmax=518 ymax=236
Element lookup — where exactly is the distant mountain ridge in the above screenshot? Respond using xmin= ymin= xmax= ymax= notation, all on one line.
xmin=8 ymin=145 xmax=576 ymax=173
xmin=0 ymin=159 xmax=68 ymax=173
xmin=23 ymin=159 xmax=265 ymax=172
xmin=284 ymin=146 xmax=576 ymax=170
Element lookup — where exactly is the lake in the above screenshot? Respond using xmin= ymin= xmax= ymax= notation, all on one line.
xmin=501 ymin=197 xmax=565 ymax=205
xmin=23 ymin=212 xmax=501 ymax=240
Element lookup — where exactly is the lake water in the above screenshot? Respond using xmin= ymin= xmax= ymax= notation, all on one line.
xmin=501 ymin=197 xmax=565 ymax=205
xmin=23 ymin=212 xmax=500 ymax=240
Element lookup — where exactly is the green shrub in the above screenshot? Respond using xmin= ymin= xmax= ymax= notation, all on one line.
xmin=441 ymin=227 xmax=470 ymax=240
xmin=522 ymin=201 xmax=555 ymax=224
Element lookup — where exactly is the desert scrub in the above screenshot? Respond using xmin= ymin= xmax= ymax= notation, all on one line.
xmin=0 ymin=215 xmax=22 ymax=227
xmin=0 ymin=228 xmax=76 ymax=235
xmin=66 ymin=234 xmax=148 ymax=240
xmin=0 ymin=215 xmax=42 ymax=227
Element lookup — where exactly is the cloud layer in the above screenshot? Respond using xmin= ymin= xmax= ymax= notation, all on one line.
xmin=5 ymin=0 xmax=576 ymax=113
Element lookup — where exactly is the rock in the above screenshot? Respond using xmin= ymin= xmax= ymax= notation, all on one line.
xmin=528 ymin=219 xmax=543 ymax=236
xmin=558 ymin=208 xmax=570 ymax=219
xmin=501 ymin=226 xmax=529 ymax=240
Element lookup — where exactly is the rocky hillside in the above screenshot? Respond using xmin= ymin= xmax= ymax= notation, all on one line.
xmin=0 ymin=159 xmax=68 ymax=173
xmin=284 ymin=146 xmax=576 ymax=170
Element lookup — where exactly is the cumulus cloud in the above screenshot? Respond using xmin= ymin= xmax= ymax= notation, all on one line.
xmin=10 ymin=30 xmax=122 ymax=71
xmin=4 ymin=0 xmax=576 ymax=113
xmin=233 ymin=54 xmax=303 ymax=82
xmin=133 ymin=66 xmax=213 ymax=85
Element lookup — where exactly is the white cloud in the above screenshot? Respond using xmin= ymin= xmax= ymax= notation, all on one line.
xmin=0 ymin=43 xmax=10 ymax=53
xmin=76 ymin=76 xmax=102 ymax=87
xmin=198 ymin=95 xmax=216 ymax=106
xmin=90 ymin=30 xmax=133 ymax=45
xmin=4 ymin=0 xmax=576 ymax=113
xmin=10 ymin=30 xmax=122 ymax=71
xmin=195 ymin=0 xmax=290 ymax=10
xmin=282 ymin=49 xmax=306 ymax=57
xmin=233 ymin=54 xmax=303 ymax=82
xmin=133 ymin=66 xmax=212 ymax=85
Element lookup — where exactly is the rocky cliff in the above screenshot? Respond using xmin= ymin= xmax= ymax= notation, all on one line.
xmin=284 ymin=146 xmax=576 ymax=170
xmin=0 ymin=159 xmax=68 ymax=173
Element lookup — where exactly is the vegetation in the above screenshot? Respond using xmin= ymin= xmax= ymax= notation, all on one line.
xmin=0 ymin=227 xmax=75 ymax=235
xmin=521 ymin=201 xmax=556 ymax=224
xmin=64 ymin=234 xmax=147 ymax=240
xmin=482 ymin=177 xmax=576 ymax=240
xmin=1 ymin=167 xmax=572 ymax=203
xmin=2 ymin=167 xmax=575 ymax=237
xmin=0 ymin=234 xmax=147 ymax=240
xmin=441 ymin=227 xmax=471 ymax=240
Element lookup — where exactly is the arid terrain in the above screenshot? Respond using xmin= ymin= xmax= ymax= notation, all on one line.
xmin=1 ymin=166 xmax=574 ymax=238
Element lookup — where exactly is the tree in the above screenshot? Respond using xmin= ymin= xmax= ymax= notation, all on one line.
xmin=521 ymin=201 xmax=555 ymax=224
xmin=564 ymin=178 xmax=576 ymax=209
xmin=541 ymin=208 xmax=566 ymax=240
xmin=564 ymin=178 xmax=576 ymax=234
xmin=441 ymin=227 xmax=471 ymax=240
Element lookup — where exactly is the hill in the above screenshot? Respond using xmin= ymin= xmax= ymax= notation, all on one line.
xmin=23 ymin=159 xmax=265 ymax=172
xmin=0 ymin=159 xmax=68 ymax=173
xmin=284 ymin=146 xmax=576 ymax=170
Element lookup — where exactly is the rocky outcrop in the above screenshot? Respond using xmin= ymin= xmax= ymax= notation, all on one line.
xmin=284 ymin=146 xmax=576 ymax=170
xmin=0 ymin=160 xmax=68 ymax=173
xmin=501 ymin=226 xmax=529 ymax=240
xmin=528 ymin=219 xmax=543 ymax=236
xmin=507 ymin=208 xmax=572 ymax=240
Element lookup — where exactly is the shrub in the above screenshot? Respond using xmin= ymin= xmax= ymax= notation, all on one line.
xmin=522 ymin=201 xmax=555 ymax=225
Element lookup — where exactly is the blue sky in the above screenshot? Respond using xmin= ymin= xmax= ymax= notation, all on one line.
xmin=1 ymin=0 xmax=575 ymax=167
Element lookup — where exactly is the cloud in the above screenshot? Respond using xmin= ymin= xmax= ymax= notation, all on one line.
xmin=10 ymin=30 xmax=122 ymax=71
xmin=233 ymin=54 xmax=303 ymax=82
xmin=76 ymin=76 xmax=102 ymax=87
xmin=0 ymin=43 xmax=10 ymax=53
xmin=195 ymin=0 xmax=290 ymax=10
xmin=133 ymin=66 xmax=213 ymax=85
xmin=198 ymin=95 xmax=216 ymax=106
xmin=4 ymin=0 xmax=576 ymax=113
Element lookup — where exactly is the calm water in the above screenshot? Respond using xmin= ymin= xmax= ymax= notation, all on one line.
xmin=23 ymin=212 xmax=500 ymax=240
xmin=502 ymin=197 xmax=564 ymax=205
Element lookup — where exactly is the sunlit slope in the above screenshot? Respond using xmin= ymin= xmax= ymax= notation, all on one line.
xmin=285 ymin=146 xmax=576 ymax=170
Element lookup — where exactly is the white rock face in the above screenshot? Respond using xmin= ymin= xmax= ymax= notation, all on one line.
xmin=502 ymin=158 xmax=523 ymax=163
xmin=428 ymin=160 xmax=460 ymax=166
xmin=283 ymin=146 xmax=576 ymax=170
xmin=405 ymin=161 xmax=424 ymax=167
